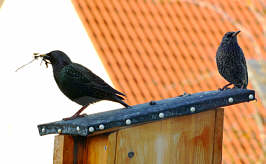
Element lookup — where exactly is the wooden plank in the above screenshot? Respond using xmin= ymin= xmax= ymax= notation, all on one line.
xmin=86 ymin=134 xmax=108 ymax=164
xmin=38 ymin=89 xmax=255 ymax=137
xmin=53 ymin=135 xmax=74 ymax=164
xmin=53 ymin=135 xmax=64 ymax=164
xmin=62 ymin=135 xmax=74 ymax=163
xmin=115 ymin=110 xmax=218 ymax=164
xmin=73 ymin=136 xmax=87 ymax=164
xmin=52 ymin=109 xmax=224 ymax=163
xmin=107 ymin=132 xmax=118 ymax=164
xmin=212 ymin=108 xmax=224 ymax=164
xmin=53 ymin=134 xmax=112 ymax=164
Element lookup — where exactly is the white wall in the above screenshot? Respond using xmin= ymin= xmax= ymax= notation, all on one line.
xmin=0 ymin=0 xmax=123 ymax=163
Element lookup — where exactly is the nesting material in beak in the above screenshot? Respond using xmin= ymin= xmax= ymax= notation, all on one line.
xmin=15 ymin=52 xmax=50 ymax=72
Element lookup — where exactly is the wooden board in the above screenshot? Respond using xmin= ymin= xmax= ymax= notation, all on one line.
xmin=107 ymin=132 xmax=118 ymax=164
xmin=53 ymin=108 xmax=224 ymax=164
xmin=212 ymin=108 xmax=224 ymax=164
xmin=53 ymin=135 xmax=74 ymax=164
xmin=39 ymin=89 xmax=254 ymax=137
xmin=53 ymin=134 xmax=110 ymax=164
xmin=53 ymin=135 xmax=64 ymax=164
xmin=86 ymin=135 xmax=108 ymax=164
xmin=114 ymin=108 xmax=224 ymax=164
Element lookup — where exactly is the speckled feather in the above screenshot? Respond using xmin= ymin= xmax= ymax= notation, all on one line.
xmin=216 ymin=31 xmax=248 ymax=89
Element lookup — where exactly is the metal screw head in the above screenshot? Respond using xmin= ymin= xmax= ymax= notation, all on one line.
xmin=190 ymin=107 xmax=196 ymax=112
xmin=99 ymin=124 xmax=104 ymax=130
xmin=249 ymin=94 xmax=254 ymax=100
xmin=126 ymin=119 xmax=131 ymax=125
xmin=228 ymin=97 xmax=234 ymax=103
xmin=76 ymin=126 xmax=80 ymax=131
xmin=128 ymin=151 xmax=134 ymax=158
xmin=159 ymin=112 xmax=164 ymax=118
xmin=89 ymin=127 xmax=94 ymax=133
xmin=57 ymin=129 xmax=62 ymax=134
xmin=41 ymin=128 xmax=45 ymax=133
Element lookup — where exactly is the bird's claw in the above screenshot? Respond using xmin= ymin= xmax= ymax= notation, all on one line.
xmin=62 ymin=113 xmax=87 ymax=121
xmin=219 ymin=85 xmax=232 ymax=91
xmin=178 ymin=92 xmax=191 ymax=97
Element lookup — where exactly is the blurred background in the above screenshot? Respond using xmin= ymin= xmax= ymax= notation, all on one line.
xmin=0 ymin=0 xmax=265 ymax=163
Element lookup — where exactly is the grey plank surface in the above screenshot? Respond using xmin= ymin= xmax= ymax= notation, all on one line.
xmin=38 ymin=89 xmax=255 ymax=136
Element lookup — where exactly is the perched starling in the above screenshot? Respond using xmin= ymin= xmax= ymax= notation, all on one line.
xmin=216 ymin=31 xmax=248 ymax=90
xmin=41 ymin=50 xmax=130 ymax=120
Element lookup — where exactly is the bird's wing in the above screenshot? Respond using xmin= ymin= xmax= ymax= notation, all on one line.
xmin=63 ymin=63 xmax=126 ymax=97
xmin=239 ymin=48 xmax=248 ymax=86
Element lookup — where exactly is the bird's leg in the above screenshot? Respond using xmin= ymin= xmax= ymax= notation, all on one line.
xmin=219 ymin=83 xmax=233 ymax=91
xmin=63 ymin=105 xmax=89 ymax=121
xmin=233 ymin=84 xmax=242 ymax=89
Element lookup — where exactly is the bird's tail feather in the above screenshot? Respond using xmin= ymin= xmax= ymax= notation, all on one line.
xmin=114 ymin=90 xmax=126 ymax=97
xmin=112 ymin=94 xmax=130 ymax=107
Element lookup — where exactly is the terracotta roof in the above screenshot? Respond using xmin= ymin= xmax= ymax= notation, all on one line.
xmin=248 ymin=60 xmax=266 ymax=107
xmin=72 ymin=0 xmax=265 ymax=163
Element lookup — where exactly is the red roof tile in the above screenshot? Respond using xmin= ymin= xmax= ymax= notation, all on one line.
xmin=72 ymin=0 xmax=265 ymax=163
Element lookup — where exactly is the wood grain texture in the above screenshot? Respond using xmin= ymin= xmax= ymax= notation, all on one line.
xmin=53 ymin=134 xmax=110 ymax=164
xmin=73 ymin=136 xmax=87 ymax=164
xmin=212 ymin=108 xmax=224 ymax=164
xmin=53 ymin=135 xmax=74 ymax=164
xmin=114 ymin=109 xmax=222 ymax=164
xmin=53 ymin=135 xmax=64 ymax=164
xmin=86 ymin=135 xmax=108 ymax=164
xmin=107 ymin=132 xmax=118 ymax=164
xmin=53 ymin=109 xmax=224 ymax=164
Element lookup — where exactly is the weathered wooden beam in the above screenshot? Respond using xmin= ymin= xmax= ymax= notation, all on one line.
xmin=38 ymin=89 xmax=255 ymax=137
xmin=53 ymin=108 xmax=224 ymax=164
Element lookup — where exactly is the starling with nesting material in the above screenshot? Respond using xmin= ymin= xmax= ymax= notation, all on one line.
xmin=41 ymin=50 xmax=129 ymax=120
xmin=216 ymin=31 xmax=248 ymax=90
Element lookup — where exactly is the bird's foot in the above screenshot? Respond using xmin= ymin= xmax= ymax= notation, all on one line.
xmin=218 ymin=86 xmax=231 ymax=91
xmin=62 ymin=113 xmax=87 ymax=121
xmin=233 ymin=85 xmax=248 ymax=90
xmin=232 ymin=86 xmax=242 ymax=89
xmin=219 ymin=83 xmax=233 ymax=91
xmin=178 ymin=92 xmax=191 ymax=97
xmin=149 ymin=101 xmax=156 ymax=105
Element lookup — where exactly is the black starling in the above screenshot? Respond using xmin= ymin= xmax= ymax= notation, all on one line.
xmin=41 ymin=50 xmax=130 ymax=120
xmin=216 ymin=31 xmax=248 ymax=90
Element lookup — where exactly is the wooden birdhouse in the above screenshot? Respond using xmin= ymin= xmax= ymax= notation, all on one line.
xmin=38 ymin=89 xmax=255 ymax=164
